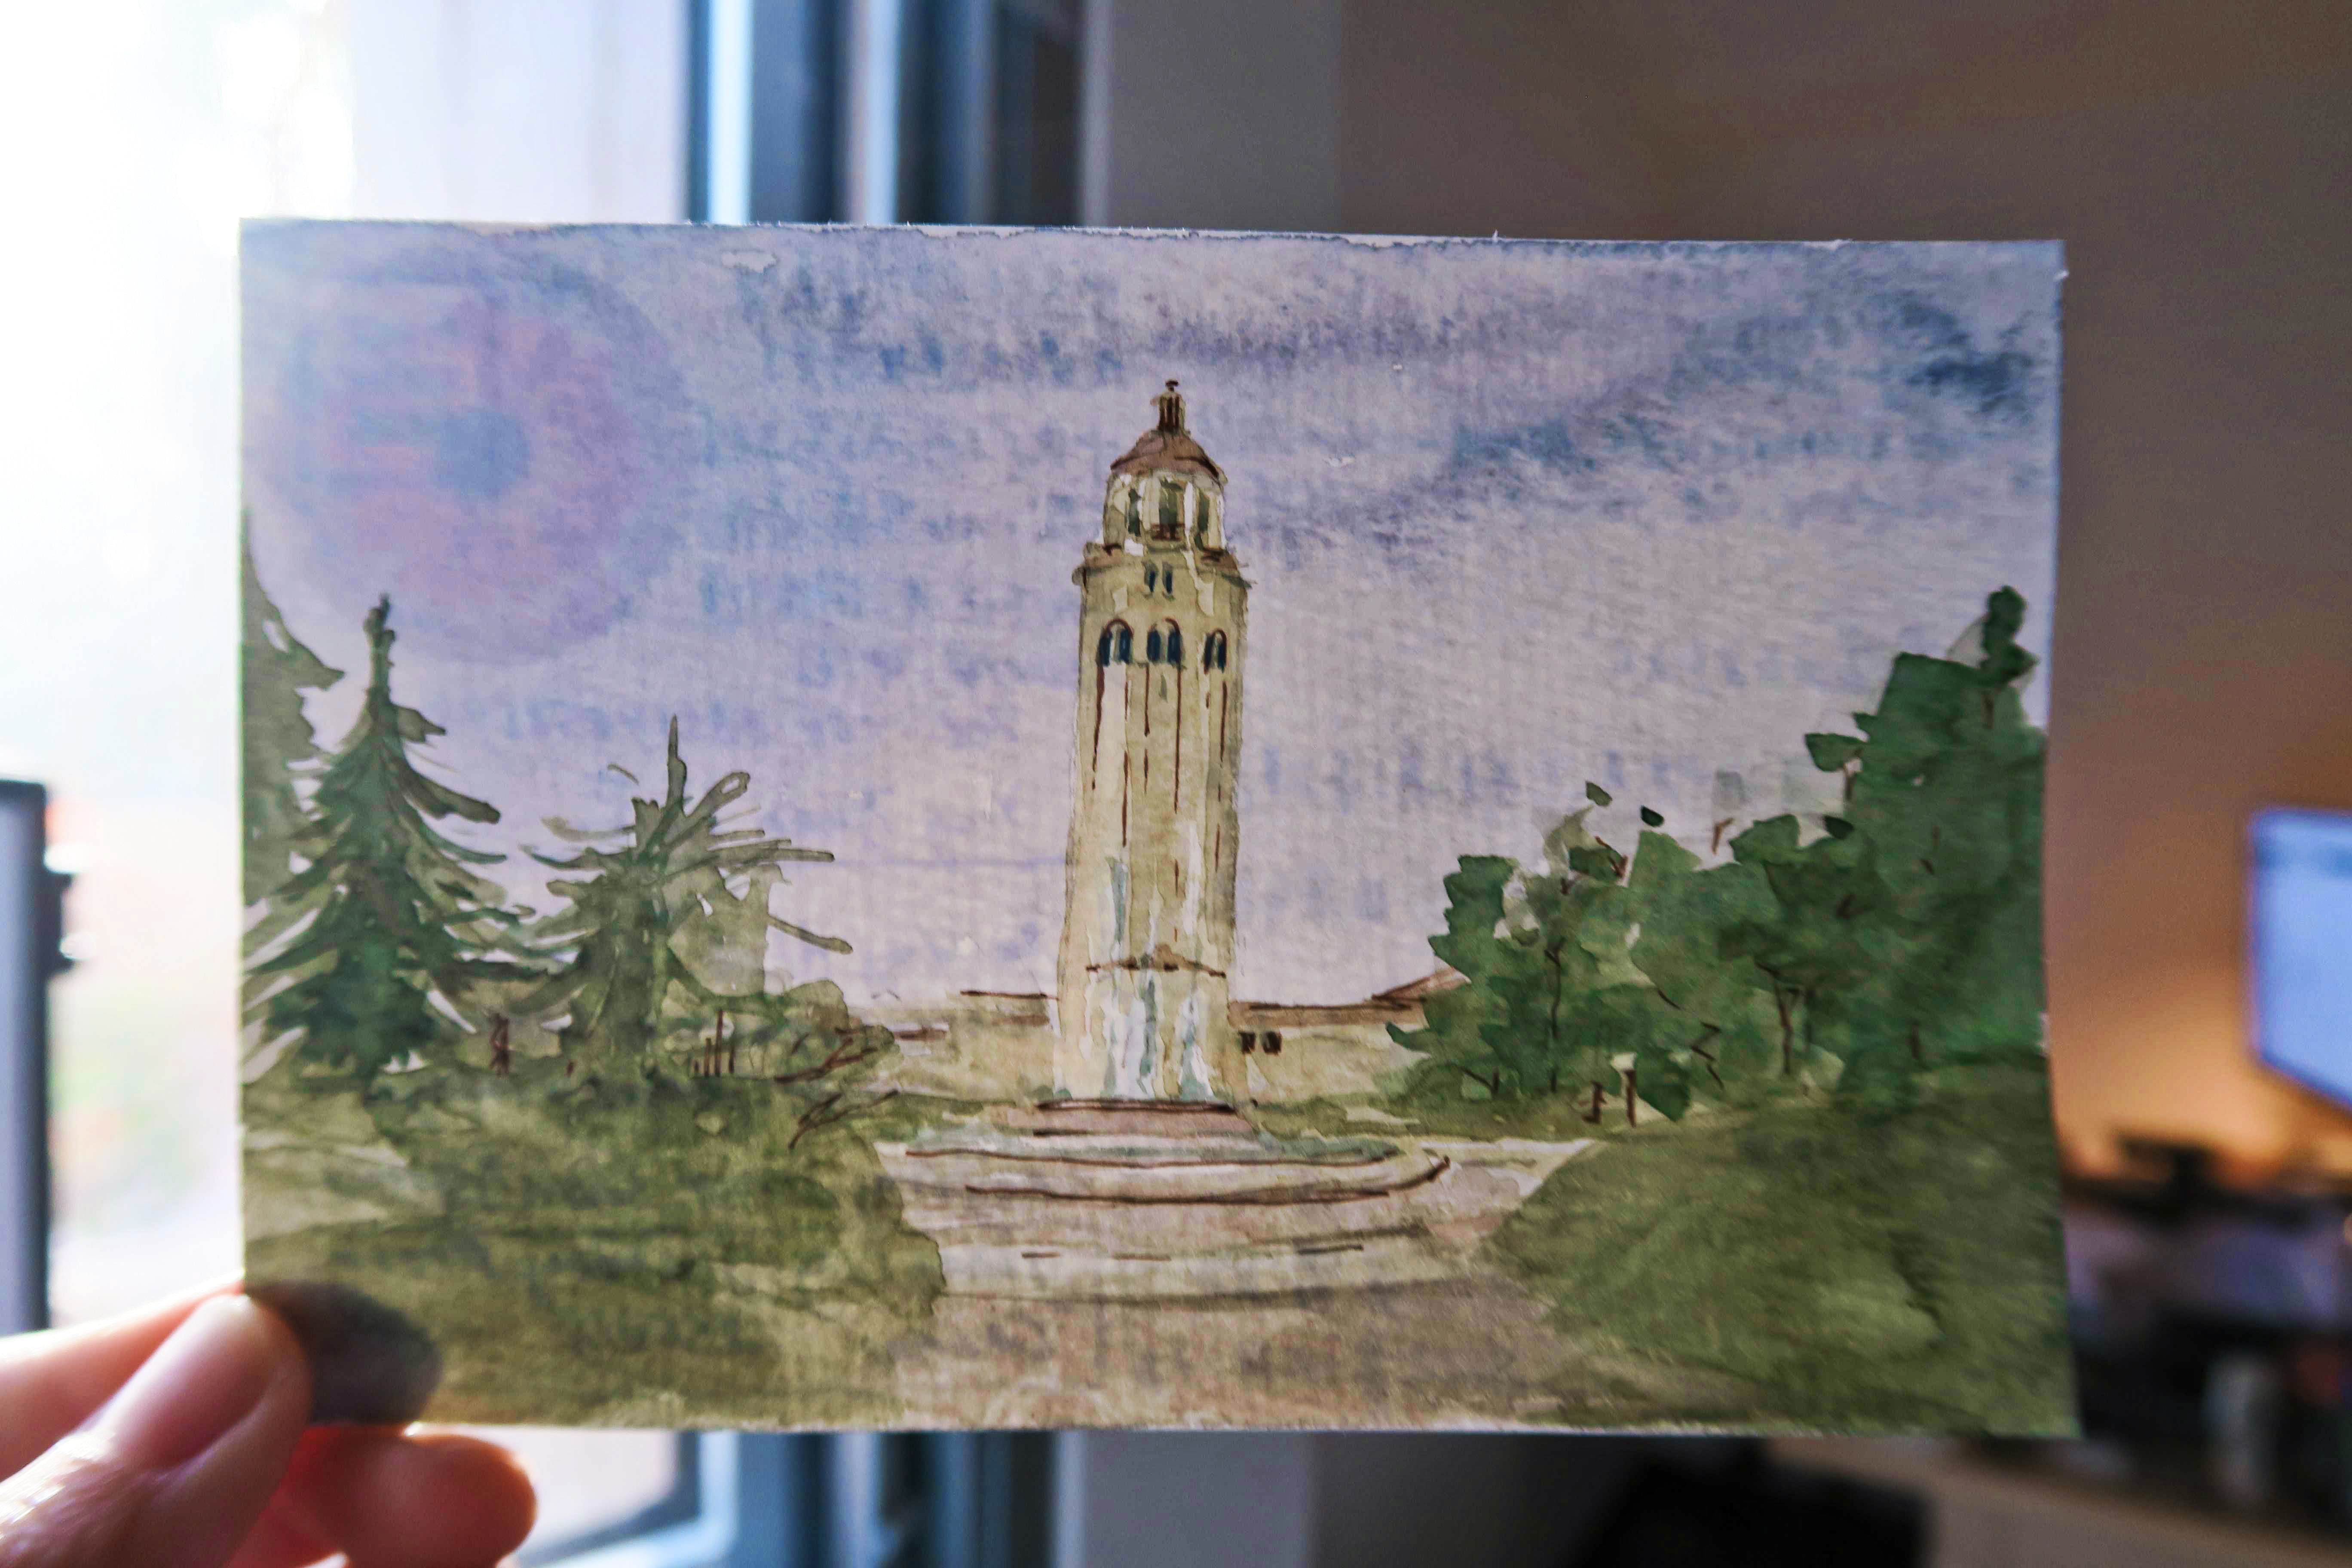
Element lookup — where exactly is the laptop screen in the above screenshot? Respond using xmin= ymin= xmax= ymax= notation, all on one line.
xmin=2252 ymin=808 xmax=2352 ymax=1109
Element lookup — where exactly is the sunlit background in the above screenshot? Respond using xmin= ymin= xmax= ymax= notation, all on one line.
xmin=0 ymin=0 xmax=681 ymax=1547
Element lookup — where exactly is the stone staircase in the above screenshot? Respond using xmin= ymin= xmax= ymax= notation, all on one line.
xmin=876 ymin=1099 xmax=1590 ymax=1300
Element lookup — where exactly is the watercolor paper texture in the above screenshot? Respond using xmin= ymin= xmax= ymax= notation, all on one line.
xmin=240 ymin=223 xmax=2071 ymax=1432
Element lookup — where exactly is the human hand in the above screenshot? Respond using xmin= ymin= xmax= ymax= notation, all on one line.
xmin=0 ymin=1282 xmax=535 ymax=1567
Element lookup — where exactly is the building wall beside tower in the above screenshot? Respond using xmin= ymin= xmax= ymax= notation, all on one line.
xmin=1054 ymin=392 xmax=1249 ymax=1102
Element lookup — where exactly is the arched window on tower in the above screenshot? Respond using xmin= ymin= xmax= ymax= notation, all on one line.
xmin=1164 ymin=623 xmax=1184 ymax=667
xmin=1158 ymin=482 xmax=1182 ymax=536
xmin=1203 ymin=630 xmax=1228 ymax=671
xmin=1125 ymin=488 xmax=1142 ymax=535
xmin=1097 ymin=620 xmax=1132 ymax=666
xmin=1145 ymin=627 xmax=1162 ymax=664
xmin=1144 ymin=564 xmax=1158 ymax=593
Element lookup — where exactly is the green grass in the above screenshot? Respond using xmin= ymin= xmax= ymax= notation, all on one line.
xmin=1483 ymin=1065 xmax=2075 ymax=1433
xmin=245 ymin=1064 xmax=951 ymax=1427
xmin=246 ymin=1056 xmax=2073 ymax=1432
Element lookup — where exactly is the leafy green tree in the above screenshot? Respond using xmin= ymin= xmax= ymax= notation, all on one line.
xmin=240 ymin=539 xmax=342 ymax=906
xmin=254 ymin=597 xmax=524 ymax=1085
xmin=1804 ymin=586 xmax=2046 ymax=1100
xmin=1396 ymin=808 xmax=1694 ymax=1121
xmin=1622 ymin=827 xmax=1782 ymax=1104
xmin=1490 ymin=806 xmax=1651 ymax=1112
xmin=1394 ymin=590 xmax=2048 ymax=1119
xmin=1390 ymin=856 xmax=1517 ymax=1097
xmin=1718 ymin=813 xmax=1904 ymax=1082
xmin=520 ymin=718 xmax=851 ymax=1079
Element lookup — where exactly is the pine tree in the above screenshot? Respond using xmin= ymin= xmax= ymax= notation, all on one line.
xmin=254 ymin=597 xmax=523 ymax=1085
xmin=520 ymin=718 xmax=850 ymax=1078
xmin=240 ymin=539 xmax=342 ymax=907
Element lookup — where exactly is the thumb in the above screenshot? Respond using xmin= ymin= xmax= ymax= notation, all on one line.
xmin=0 ymin=1295 xmax=312 ymax=1568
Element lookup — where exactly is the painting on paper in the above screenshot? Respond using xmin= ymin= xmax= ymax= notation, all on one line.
xmin=241 ymin=223 xmax=2072 ymax=1432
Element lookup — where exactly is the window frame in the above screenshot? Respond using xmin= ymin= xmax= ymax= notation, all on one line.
xmin=0 ymin=779 xmax=54 ymax=1336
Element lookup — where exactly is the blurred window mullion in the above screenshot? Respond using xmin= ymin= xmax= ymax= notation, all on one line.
xmin=694 ymin=0 xmax=1075 ymax=226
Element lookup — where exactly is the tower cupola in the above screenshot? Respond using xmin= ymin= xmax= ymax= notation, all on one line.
xmin=1102 ymin=381 xmax=1227 ymax=550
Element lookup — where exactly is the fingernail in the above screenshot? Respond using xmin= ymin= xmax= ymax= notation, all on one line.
xmin=95 ymin=1296 xmax=277 ymax=1469
xmin=247 ymin=1280 xmax=443 ymax=1426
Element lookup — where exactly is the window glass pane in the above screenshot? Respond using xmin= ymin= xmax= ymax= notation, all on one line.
xmin=0 ymin=0 xmax=361 ymax=1324
xmin=0 ymin=15 xmax=742 ymax=1568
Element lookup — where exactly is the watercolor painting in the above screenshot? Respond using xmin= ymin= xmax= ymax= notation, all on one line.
xmin=240 ymin=222 xmax=2070 ymax=1432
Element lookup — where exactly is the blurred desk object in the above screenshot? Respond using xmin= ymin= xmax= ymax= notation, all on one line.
xmin=1779 ymin=1134 xmax=2352 ymax=1565
xmin=1777 ymin=1437 xmax=2352 ymax=1568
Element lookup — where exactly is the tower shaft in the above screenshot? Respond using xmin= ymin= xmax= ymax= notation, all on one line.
xmin=1054 ymin=385 xmax=1246 ymax=1102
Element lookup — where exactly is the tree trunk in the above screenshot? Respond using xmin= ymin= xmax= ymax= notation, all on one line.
xmin=1624 ymin=1066 xmax=1638 ymax=1127
xmin=1585 ymin=1081 xmax=1604 ymax=1124
xmin=1546 ymin=944 xmax=1565 ymax=1090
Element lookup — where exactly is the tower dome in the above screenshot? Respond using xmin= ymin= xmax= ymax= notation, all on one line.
xmin=1100 ymin=382 xmax=1229 ymax=552
xmin=1111 ymin=381 xmax=1226 ymax=484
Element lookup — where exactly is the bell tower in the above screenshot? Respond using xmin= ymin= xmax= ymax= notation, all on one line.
xmin=1054 ymin=383 xmax=1248 ymax=1102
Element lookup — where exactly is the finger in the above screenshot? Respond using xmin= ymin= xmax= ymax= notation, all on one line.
xmin=0 ymin=1294 xmax=312 ymax=1568
xmin=260 ymin=1428 xmax=536 ymax=1568
xmin=221 ymin=1506 xmax=336 ymax=1568
xmin=0 ymin=1277 xmax=240 ymax=1476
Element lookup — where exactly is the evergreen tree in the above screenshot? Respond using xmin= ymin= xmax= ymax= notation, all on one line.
xmin=254 ymin=597 xmax=523 ymax=1085
xmin=520 ymin=718 xmax=850 ymax=1077
xmin=240 ymin=539 xmax=342 ymax=906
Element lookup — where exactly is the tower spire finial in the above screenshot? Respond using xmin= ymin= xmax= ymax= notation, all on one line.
xmin=1154 ymin=379 xmax=1184 ymax=434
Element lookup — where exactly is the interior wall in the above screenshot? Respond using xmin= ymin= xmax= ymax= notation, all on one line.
xmin=1341 ymin=0 xmax=2352 ymax=1175
xmin=1084 ymin=0 xmax=1340 ymax=230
